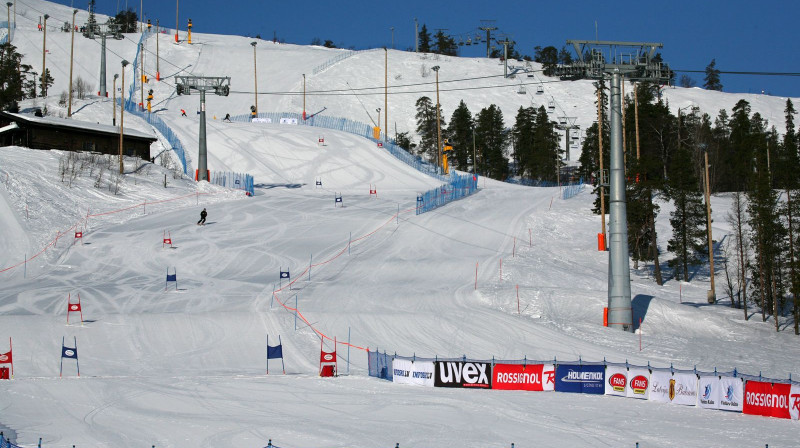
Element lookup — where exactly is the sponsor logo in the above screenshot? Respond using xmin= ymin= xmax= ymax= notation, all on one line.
xmin=608 ymin=373 xmax=626 ymax=392
xmin=792 ymin=394 xmax=800 ymax=413
xmin=630 ymin=375 xmax=648 ymax=395
xmin=562 ymin=370 xmax=603 ymax=382
xmin=436 ymin=362 xmax=490 ymax=387
xmin=64 ymin=349 xmax=75 ymax=357
xmin=393 ymin=369 xmax=409 ymax=377
xmin=0 ymin=355 xmax=7 ymax=362
xmin=412 ymin=371 xmax=432 ymax=379
xmin=669 ymin=378 xmax=676 ymax=401
xmin=70 ymin=305 xmax=79 ymax=310
xmin=323 ymin=354 xmax=333 ymax=361
xmin=496 ymin=371 xmax=543 ymax=385
xmin=700 ymin=383 xmax=716 ymax=405
xmin=746 ymin=391 xmax=789 ymax=409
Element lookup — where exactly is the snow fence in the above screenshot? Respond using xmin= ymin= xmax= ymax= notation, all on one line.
xmin=415 ymin=172 xmax=479 ymax=215
xmin=211 ymin=171 xmax=254 ymax=196
xmin=368 ymin=351 xmax=800 ymax=421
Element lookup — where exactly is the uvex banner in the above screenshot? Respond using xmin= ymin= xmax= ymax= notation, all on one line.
xmin=744 ymin=380 xmax=791 ymax=419
xmin=392 ymin=359 xmax=434 ymax=387
xmin=555 ymin=364 xmax=604 ymax=394
xmin=434 ymin=361 xmax=492 ymax=388
xmin=492 ymin=364 xmax=555 ymax=391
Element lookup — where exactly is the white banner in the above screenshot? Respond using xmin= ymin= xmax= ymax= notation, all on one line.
xmin=626 ymin=367 xmax=650 ymax=400
xmin=718 ymin=376 xmax=743 ymax=412
xmin=698 ymin=376 xmax=721 ymax=410
xmin=648 ymin=370 xmax=672 ymax=403
xmin=392 ymin=359 xmax=434 ymax=387
xmin=252 ymin=117 xmax=272 ymax=123
xmin=604 ymin=365 xmax=627 ymax=397
xmin=672 ymin=373 xmax=698 ymax=406
xmin=280 ymin=117 xmax=298 ymax=125
xmin=790 ymin=384 xmax=800 ymax=420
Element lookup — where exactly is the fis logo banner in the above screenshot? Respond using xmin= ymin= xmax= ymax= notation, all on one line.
xmin=434 ymin=361 xmax=492 ymax=388
xmin=555 ymin=364 xmax=605 ymax=394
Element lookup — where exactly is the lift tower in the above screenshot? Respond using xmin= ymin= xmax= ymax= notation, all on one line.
xmin=554 ymin=40 xmax=671 ymax=332
xmin=175 ymin=76 xmax=231 ymax=181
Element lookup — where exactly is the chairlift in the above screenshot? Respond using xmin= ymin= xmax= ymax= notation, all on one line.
xmin=536 ymin=85 xmax=544 ymax=94
xmin=559 ymin=117 xmax=567 ymax=125
xmin=548 ymin=100 xmax=555 ymax=111
xmin=458 ymin=38 xmax=465 ymax=46
xmin=517 ymin=86 xmax=526 ymax=95
xmin=466 ymin=37 xmax=472 ymax=46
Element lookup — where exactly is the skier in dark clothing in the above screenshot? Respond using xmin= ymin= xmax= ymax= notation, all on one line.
xmin=223 ymin=113 xmax=232 ymax=122
xmin=197 ymin=208 xmax=207 ymax=225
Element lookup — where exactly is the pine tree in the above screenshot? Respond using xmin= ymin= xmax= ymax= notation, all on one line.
xmin=704 ymin=59 xmax=723 ymax=91
xmin=474 ymin=104 xmax=508 ymax=180
xmin=666 ymin=146 xmax=707 ymax=280
xmin=778 ymin=99 xmax=800 ymax=334
xmin=433 ymin=30 xmax=457 ymax=56
xmin=533 ymin=46 xmax=558 ymax=76
xmin=39 ymin=68 xmax=54 ymax=97
xmin=512 ymin=106 xmax=536 ymax=178
xmin=727 ymin=100 xmax=754 ymax=191
xmin=0 ymin=43 xmax=30 ymax=112
xmin=531 ymin=105 xmax=561 ymax=181
xmin=418 ymin=25 xmax=431 ymax=53
xmin=113 ymin=8 xmax=139 ymax=34
xmin=414 ymin=96 xmax=437 ymax=162
xmin=446 ymin=100 xmax=474 ymax=171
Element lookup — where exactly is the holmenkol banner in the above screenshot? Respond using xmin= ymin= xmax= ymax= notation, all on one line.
xmin=434 ymin=361 xmax=492 ymax=388
xmin=555 ymin=364 xmax=604 ymax=394
xmin=698 ymin=376 xmax=721 ymax=410
xmin=392 ymin=359 xmax=434 ymax=387
xmin=744 ymin=380 xmax=791 ymax=419
xmin=719 ymin=377 xmax=743 ymax=412
xmin=492 ymin=364 xmax=555 ymax=391
xmin=604 ymin=365 xmax=628 ymax=397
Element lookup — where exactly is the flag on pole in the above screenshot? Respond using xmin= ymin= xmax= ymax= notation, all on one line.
xmin=266 ymin=335 xmax=285 ymax=374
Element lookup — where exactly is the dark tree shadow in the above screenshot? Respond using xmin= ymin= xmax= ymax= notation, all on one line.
xmin=632 ymin=294 xmax=655 ymax=330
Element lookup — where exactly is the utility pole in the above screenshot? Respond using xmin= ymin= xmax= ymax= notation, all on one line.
xmin=119 ymin=60 xmax=129 ymax=174
xmin=390 ymin=27 xmax=394 ymax=49
xmin=156 ymin=19 xmax=160 ymax=80
xmin=41 ymin=14 xmax=48 ymax=97
xmin=634 ymin=82 xmax=640 ymax=160
xmin=384 ymin=48 xmax=388 ymax=141
xmin=414 ymin=18 xmax=418 ymax=53
xmin=555 ymin=40 xmax=671 ymax=332
xmin=479 ymin=20 xmax=497 ymax=58
xmin=174 ymin=0 xmax=178 ymax=43
xmin=140 ymin=42 xmax=144 ymax=111
xmin=67 ymin=9 xmax=77 ymax=117
xmin=251 ymin=41 xmax=258 ymax=116
xmin=112 ymin=73 xmax=118 ymax=126
xmin=175 ymin=76 xmax=231 ymax=181
xmin=597 ymin=84 xmax=606 ymax=247
xmin=497 ymin=36 xmax=514 ymax=78
xmin=704 ymin=150 xmax=716 ymax=304
xmin=432 ymin=65 xmax=442 ymax=171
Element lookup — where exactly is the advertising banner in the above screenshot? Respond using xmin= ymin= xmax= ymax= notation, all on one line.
xmin=744 ymin=380 xmax=791 ymax=419
xmin=698 ymin=376 xmax=721 ymax=410
xmin=252 ymin=118 xmax=272 ymax=123
xmin=648 ymin=370 xmax=672 ymax=403
xmin=555 ymin=364 xmax=604 ymax=394
xmin=626 ymin=368 xmax=650 ymax=400
xmin=280 ymin=118 xmax=299 ymax=125
xmin=790 ymin=384 xmax=800 ymax=420
xmin=671 ymin=372 xmax=698 ymax=406
xmin=434 ymin=361 xmax=492 ymax=388
xmin=492 ymin=364 xmax=555 ymax=391
xmin=604 ymin=365 xmax=628 ymax=397
xmin=392 ymin=359 xmax=434 ymax=387
xmin=718 ymin=377 xmax=743 ymax=412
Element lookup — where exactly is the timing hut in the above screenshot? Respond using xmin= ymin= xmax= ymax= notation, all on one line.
xmin=0 ymin=111 xmax=157 ymax=160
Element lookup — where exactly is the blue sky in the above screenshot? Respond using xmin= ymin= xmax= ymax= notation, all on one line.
xmin=49 ymin=0 xmax=798 ymax=98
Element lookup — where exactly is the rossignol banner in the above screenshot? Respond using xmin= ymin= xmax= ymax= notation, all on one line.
xmin=744 ymin=380 xmax=791 ymax=419
xmin=492 ymin=364 xmax=555 ymax=391
xmin=718 ymin=377 xmax=743 ymax=412
xmin=555 ymin=364 xmax=604 ymax=394
xmin=626 ymin=367 xmax=650 ymax=400
xmin=604 ymin=365 xmax=628 ymax=397
xmin=392 ymin=359 xmax=434 ymax=387
xmin=671 ymin=372 xmax=698 ymax=406
xmin=434 ymin=361 xmax=492 ymax=388
xmin=698 ymin=376 xmax=721 ymax=410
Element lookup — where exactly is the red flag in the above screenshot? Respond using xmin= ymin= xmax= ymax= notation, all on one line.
xmin=0 ymin=350 xmax=12 ymax=364
xmin=320 ymin=351 xmax=336 ymax=363
xmin=68 ymin=303 xmax=82 ymax=312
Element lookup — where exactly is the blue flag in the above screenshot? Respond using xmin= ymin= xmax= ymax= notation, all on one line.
xmin=267 ymin=344 xmax=283 ymax=359
xmin=62 ymin=346 xmax=78 ymax=359
xmin=280 ymin=271 xmax=290 ymax=279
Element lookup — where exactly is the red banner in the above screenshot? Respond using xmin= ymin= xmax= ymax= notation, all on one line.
xmin=744 ymin=380 xmax=791 ymax=419
xmin=320 ymin=351 xmax=336 ymax=363
xmin=492 ymin=364 xmax=555 ymax=391
xmin=0 ymin=351 xmax=11 ymax=364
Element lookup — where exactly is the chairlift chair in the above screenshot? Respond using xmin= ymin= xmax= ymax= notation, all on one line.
xmin=517 ymin=86 xmax=526 ymax=94
xmin=548 ymin=100 xmax=555 ymax=111
xmin=458 ymin=38 xmax=464 ymax=46
xmin=466 ymin=38 xmax=472 ymax=46
xmin=536 ymin=85 xmax=544 ymax=94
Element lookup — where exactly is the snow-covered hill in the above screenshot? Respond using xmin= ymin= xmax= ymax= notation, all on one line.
xmin=2 ymin=1 xmax=800 ymax=447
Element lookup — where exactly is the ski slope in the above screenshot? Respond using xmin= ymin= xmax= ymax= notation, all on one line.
xmin=2 ymin=1 xmax=800 ymax=447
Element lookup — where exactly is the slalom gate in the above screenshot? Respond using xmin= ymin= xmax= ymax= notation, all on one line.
xmin=369 ymin=350 xmax=800 ymax=422
xmin=415 ymin=172 xmax=479 ymax=215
